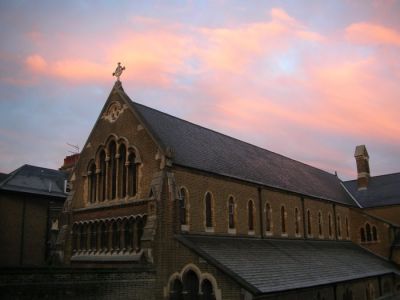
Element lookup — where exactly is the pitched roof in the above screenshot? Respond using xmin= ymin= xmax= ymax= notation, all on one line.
xmin=343 ymin=173 xmax=400 ymax=208
xmin=0 ymin=164 xmax=68 ymax=198
xmin=119 ymin=89 xmax=354 ymax=205
xmin=177 ymin=235 xmax=399 ymax=295
xmin=0 ymin=172 xmax=8 ymax=182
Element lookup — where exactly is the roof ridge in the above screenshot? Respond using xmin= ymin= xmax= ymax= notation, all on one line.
xmin=130 ymin=100 xmax=338 ymax=179
xmin=344 ymin=171 xmax=400 ymax=183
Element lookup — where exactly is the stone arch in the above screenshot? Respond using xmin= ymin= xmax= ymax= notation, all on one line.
xmin=200 ymin=273 xmax=221 ymax=300
xmin=182 ymin=269 xmax=199 ymax=299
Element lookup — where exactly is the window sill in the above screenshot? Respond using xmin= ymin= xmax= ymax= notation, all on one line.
xmin=205 ymin=227 xmax=214 ymax=233
xmin=228 ymin=228 xmax=237 ymax=235
xmin=181 ymin=224 xmax=190 ymax=232
xmin=71 ymin=250 xmax=143 ymax=262
xmin=265 ymin=231 xmax=273 ymax=236
xmin=74 ymin=197 xmax=152 ymax=212
xmin=281 ymin=233 xmax=288 ymax=237
xmin=248 ymin=230 xmax=255 ymax=236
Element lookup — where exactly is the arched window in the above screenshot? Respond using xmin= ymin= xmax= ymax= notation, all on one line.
xmin=281 ymin=206 xmax=286 ymax=234
xmin=127 ymin=152 xmax=137 ymax=196
xmin=328 ymin=213 xmax=332 ymax=238
xmin=345 ymin=217 xmax=350 ymax=239
xmin=205 ymin=193 xmax=213 ymax=228
xmin=318 ymin=211 xmax=323 ymax=237
xmin=90 ymin=223 xmax=97 ymax=251
xmin=180 ymin=188 xmax=188 ymax=226
xmin=112 ymin=221 xmax=119 ymax=251
xmin=169 ymin=278 xmax=183 ymax=300
xmin=100 ymin=222 xmax=107 ymax=251
xmin=99 ymin=150 xmax=106 ymax=202
xmin=136 ymin=217 xmax=145 ymax=250
xmin=372 ymin=226 xmax=377 ymax=241
xmin=80 ymin=224 xmax=87 ymax=251
xmin=108 ymin=141 xmax=117 ymax=199
xmin=228 ymin=197 xmax=235 ymax=229
xmin=248 ymin=200 xmax=254 ymax=231
xmin=337 ymin=215 xmax=342 ymax=238
xmin=265 ymin=203 xmax=272 ymax=232
xmin=88 ymin=162 xmax=97 ymax=203
xmin=124 ymin=220 xmax=132 ymax=251
xmin=119 ymin=144 xmax=127 ymax=198
xmin=307 ymin=210 xmax=312 ymax=236
xmin=201 ymin=279 xmax=216 ymax=300
xmin=360 ymin=228 xmax=366 ymax=242
xmin=366 ymin=223 xmax=372 ymax=241
xmin=295 ymin=207 xmax=300 ymax=235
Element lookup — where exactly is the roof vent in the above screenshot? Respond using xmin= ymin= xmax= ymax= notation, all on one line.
xmin=354 ymin=145 xmax=370 ymax=190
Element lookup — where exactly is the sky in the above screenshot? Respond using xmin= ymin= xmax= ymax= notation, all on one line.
xmin=0 ymin=0 xmax=399 ymax=180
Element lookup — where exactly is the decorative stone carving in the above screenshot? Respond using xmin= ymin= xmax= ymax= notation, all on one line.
xmin=102 ymin=102 xmax=128 ymax=123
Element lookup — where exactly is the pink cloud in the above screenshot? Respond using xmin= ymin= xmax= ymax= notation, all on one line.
xmin=26 ymin=54 xmax=47 ymax=72
xmin=346 ymin=22 xmax=400 ymax=46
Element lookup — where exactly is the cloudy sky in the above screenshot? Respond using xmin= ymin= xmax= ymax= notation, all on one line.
xmin=0 ymin=0 xmax=399 ymax=180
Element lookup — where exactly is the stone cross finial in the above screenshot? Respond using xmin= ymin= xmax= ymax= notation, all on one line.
xmin=112 ymin=62 xmax=126 ymax=81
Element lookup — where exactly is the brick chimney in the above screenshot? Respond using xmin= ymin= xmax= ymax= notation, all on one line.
xmin=354 ymin=145 xmax=370 ymax=190
xmin=59 ymin=153 xmax=80 ymax=174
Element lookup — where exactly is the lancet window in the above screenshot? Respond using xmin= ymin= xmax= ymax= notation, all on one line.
xmin=86 ymin=135 xmax=140 ymax=204
xmin=265 ymin=202 xmax=272 ymax=233
xmin=281 ymin=205 xmax=286 ymax=234
xmin=205 ymin=192 xmax=213 ymax=228
xmin=248 ymin=200 xmax=254 ymax=232
xmin=228 ymin=197 xmax=235 ymax=230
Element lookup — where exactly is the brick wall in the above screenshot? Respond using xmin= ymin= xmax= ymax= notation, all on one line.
xmin=0 ymin=267 xmax=155 ymax=300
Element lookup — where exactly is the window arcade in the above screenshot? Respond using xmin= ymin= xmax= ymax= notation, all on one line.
xmin=86 ymin=136 xmax=140 ymax=204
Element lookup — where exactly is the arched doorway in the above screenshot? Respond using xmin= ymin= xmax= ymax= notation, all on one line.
xmin=183 ymin=270 xmax=199 ymax=300
xmin=169 ymin=278 xmax=183 ymax=300
xmin=201 ymin=279 xmax=216 ymax=300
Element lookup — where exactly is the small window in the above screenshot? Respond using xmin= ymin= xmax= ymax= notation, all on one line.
xmin=205 ymin=192 xmax=213 ymax=228
xmin=318 ymin=211 xmax=323 ymax=236
xmin=295 ymin=207 xmax=300 ymax=235
xmin=366 ymin=223 xmax=372 ymax=241
xmin=345 ymin=217 xmax=350 ymax=239
xmin=307 ymin=210 xmax=312 ymax=236
xmin=281 ymin=206 xmax=286 ymax=233
xmin=179 ymin=188 xmax=188 ymax=225
xmin=337 ymin=215 xmax=342 ymax=238
xmin=228 ymin=197 xmax=235 ymax=229
xmin=266 ymin=203 xmax=272 ymax=232
xmin=248 ymin=200 xmax=254 ymax=231
xmin=328 ymin=213 xmax=332 ymax=238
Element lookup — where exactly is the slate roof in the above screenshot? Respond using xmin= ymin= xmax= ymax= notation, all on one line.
xmin=177 ymin=235 xmax=400 ymax=295
xmin=122 ymin=92 xmax=355 ymax=205
xmin=0 ymin=172 xmax=8 ymax=182
xmin=343 ymin=173 xmax=400 ymax=208
xmin=0 ymin=164 xmax=68 ymax=198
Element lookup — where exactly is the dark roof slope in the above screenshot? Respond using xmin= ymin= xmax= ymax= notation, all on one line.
xmin=177 ymin=235 xmax=399 ymax=295
xmin=0 ymin=164 xmax=68 ymax=198
xmin=0 ymin=172 xmax=8 ymax=183
xmin=343 ymin=173 xmax=400 ymax=208
xmin=125 ymin=97 xmax=354 ymax=205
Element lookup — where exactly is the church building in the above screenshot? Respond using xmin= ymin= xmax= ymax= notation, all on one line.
xmin=60 ymin=77 xmax=400 ymax=300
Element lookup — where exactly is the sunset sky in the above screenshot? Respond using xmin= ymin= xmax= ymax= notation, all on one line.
xmin=0 ymin=1 xmax=399 ymax=180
